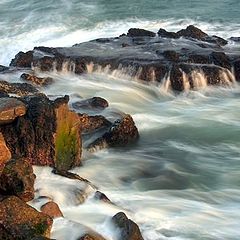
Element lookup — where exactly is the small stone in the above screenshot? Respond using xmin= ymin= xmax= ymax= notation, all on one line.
xmin=40 ymin=201 xmax=63 ymax=218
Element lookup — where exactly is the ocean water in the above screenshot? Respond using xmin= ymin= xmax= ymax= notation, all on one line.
xmin=1 ymin=1 xmax=240 ymax=240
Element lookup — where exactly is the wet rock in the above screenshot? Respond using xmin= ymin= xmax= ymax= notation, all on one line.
xmin=0 ymin=196 xmax=53 ymax=239
xmin=157 ymin=28 xmax=179 ymax=39
xmin=0 ymin=95 xmax=82 ymax=170
xmin=0 ymin=97 xmax=26 ymax=125
xmin=94 ymin=191 xmax=111 ymax=204
xmin=0 ymin=80 xmax=39 ymax=96
xmin=177 ymin=25 xmax=208 ymax=40
xmin=162 ymin=50 xmax=180 ymax=62
xmin=205 ymin=35 xmax=228 ymax=46
xmin=0 ymin=91 xmax=9 ymax=97
xmin=87 ymin=114 xmax=139 ymax=152
xmin=112 ymin=212 xmax=144 ymax=240
xmin=0 ymin=132 xmax=11 ymax=173
xmin=21 ymin=73 xmax=53 ymax=86
xmin=233 ymin=59 xmax=240 ymax=81
xmin=72 ymin=97 xmax=109 ymax=111
xmin=40 ymin=201 xmax=63 ymax=218
xmin=10 ymin=50 xmax=34 ymax=68
xmin=170 ymin=64 xmax=185 ymax=92
xmin=187 ymin=54 xmax=210 ymax=64
xmin=127 ymin=28 xmax=156 ymax=37
xmin=0 ymin=65 xmax=9 ymax=72
xmin=229 ymin=37 xmax=240 ymax=42
xmin=210 ymin=51 xmax=231 ymax=69
xmin=78 ymin=114 xmax=111 ymax=134
xmin=78 ymin=233 xmax=106 ymax=240
xmin=31 ymin=237 xmax=52 ymax=240
xmin=0 ymin=159 xmax=35 ymax=202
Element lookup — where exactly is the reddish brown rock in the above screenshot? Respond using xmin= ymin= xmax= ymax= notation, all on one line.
xmin=0 ymin=196 xmax=53 ymax=240
xmin=21 ymin=73 xmax=53 ymax=86
xmin=127 ymin=28 xmax=156 ymax=37
xmin=0 ymin=159 xmax=35 ymax=202
xmin=40 ymin=201 xmax=63 ymax=218
xmin=0 ymin=97 xmax=26 ymax=125
xmin=0 ymin=132 xmax=11 ymax=173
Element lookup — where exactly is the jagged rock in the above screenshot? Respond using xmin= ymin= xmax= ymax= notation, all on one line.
xmin=127 ymin=28 xmax=156 ymax=37
xmin=158 ymin=28 xmax=179 ymax=39
xmin=78 ymin=114 xmax=111 ymax=134
xmin=72 ymin=97 xmax=109 ymax=111
xmin=0 ymin=97 xmax=26 ymax=125
xmin=0 ymin=159 xmax=35 ymax=202
xmin=0 ymin=80 xmax=39 ymax=96
xmin=10 ymin=50 xmax=33 ymax=68
xmin=40 ymin=201 xmax=63 ymax=218
xmin=0 ymin=196 xmax=53 ymax=240
xmin=112 ymin=212 xmax=144 ymax=240
xmin=10 ymin=26 xmax=235 ymax=92
xmin=21 ymin=73 xmax=53 ymax=86
xmin=0 ymin=133 xmax=11 ymax=173
xmin=87 ymin=114 xmax=139 ymax=152
xmin=177 ymin=25 xmax=208 ymax=40
xmin=0 ymin=95 xmax=82 ymax=170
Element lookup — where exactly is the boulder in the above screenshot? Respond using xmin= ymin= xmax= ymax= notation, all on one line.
xmin=0 ymin=159 xmax=35 ymax=202
xmin=21 ymin=73 xmax=53 ymax=86
xmin=157 ymin=28 xmax=179 ymax=39
xmin=0 ymin=132 xmax=11 ymax=173
xmin=72 ymin=97 xmax=109 ymax=111
xmin=0 ymin=196 xmax=53 ymax=240
xmin=112 ymin=212 xmax=144 ymax=240
xmin=177 ymin=25 xmax=208 ymax=40
xmin=40 ymin=201 xmax=63 ymax=218
xmin=127 ymin=28 xmax=156 ymax=37
xmin=0 ymin=97 xmax=26 ymax=125
xmin=87 ymin=114 xmax=139 ymax=152
xmin=0 ymin=80 xmax=39 ymax=96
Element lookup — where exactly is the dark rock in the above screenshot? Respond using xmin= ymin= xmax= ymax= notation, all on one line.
xmin=170 ymin=65 xmax=185 ymax=92
xmin=0 ymin=65 xmax=9 ymax=72
xmin=0 ymin=196 xmax=53 ymax=239
xmin=40 ymin=201 xmax=63 ymax=218
xmin=0 ymin=97 xmax=26 ymax=125
xmin=21 ymin=73 xmax=53 ymax=86
xmin=10 ymin=51 xmax=33 ymax=68
xmin=87 ymin=114 xmax=139 ymax=152
xmin=187 ymin=54 xmax=210 ymax=64
xmin=0 ymin=80 xmax=39 ymax=96
xmin=112 ymin=212 xmax=144 ymax=240
xmin=94 ymin=191 xmax=111 ymax=203
xmin=0 ymin=133 xmax=11 ymax=173
xmin=210 ymin=51 xmax=231 ymax=69
xmin=127 ymin=28 xmax=156 ymax=37
xmin=157 ymin=28 xmax=179 ymax=39
xmin=233 ymin=59 xmax=240 ymax=81
xmin=229 ymin=37 xmax=240 ymax=42
xmin=31 ymin=237 xmax=52 ymax=240
xmin=0 ymin=91 xmax=9 ymax=97
xmin=78 ymin=114 xmax=111 ymax=134
xmin=177 ymin=25 xmax=208 ymax=40
xmin=205 ymin=35 xmax=228 ymax=46
xmin=162 ymin=50 xmax=180 ymax=62
xmin=72 ymin=97 xmax=109 ymax=111
xmin=78 ymin=233 xmax=106 ymax=240
xmin=0 ymin=159 xmax=36 ymax=202
xmin=0 ymin=95 xmax=82 ymax=170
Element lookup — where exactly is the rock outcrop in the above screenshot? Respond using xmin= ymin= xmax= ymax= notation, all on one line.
xmin=9 ymin=25 xmax=239 ymax=92
xmin=0 ymin=196 xmax=53 ymax=240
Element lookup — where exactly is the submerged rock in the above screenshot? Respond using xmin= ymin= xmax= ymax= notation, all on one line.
xmin=112 ymin=212 xmax=144 ymax=240
xmin=21 ymin=73 xmax=53 ymax=86
xmin=0 ymin=159 xmax=36 ymax=202
xmin=0 ymin=97 xmax=26 ymax=125
xmin=0 ymin=196 xmax=53 ymax=240
xmin=72 ymin=97 xmax=109 ymax=111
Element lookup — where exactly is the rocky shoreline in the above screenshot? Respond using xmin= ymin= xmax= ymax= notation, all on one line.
xmin=1 ymin=25 xmax=240 ymax=239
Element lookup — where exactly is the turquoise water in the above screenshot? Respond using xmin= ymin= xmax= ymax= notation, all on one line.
xmin=1 ymin=1 xmax=240 ymax=239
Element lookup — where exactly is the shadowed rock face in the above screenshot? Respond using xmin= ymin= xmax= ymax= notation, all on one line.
xmin=0 ymin=196 xmax=53 ymax=240
xmin=10 ymin=25 xmax=239 ymax=92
